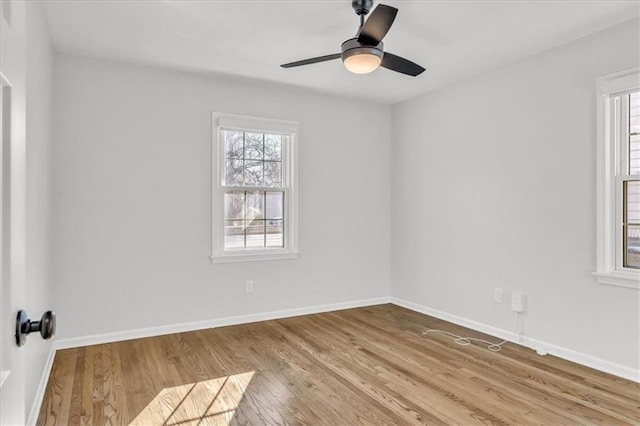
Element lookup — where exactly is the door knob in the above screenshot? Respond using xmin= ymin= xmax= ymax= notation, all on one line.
xmin=15 ymin=310 xmax=56 ymax=347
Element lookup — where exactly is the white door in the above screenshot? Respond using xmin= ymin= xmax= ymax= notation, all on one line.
xmin=1 ymin=0 xmax=28 ymax=424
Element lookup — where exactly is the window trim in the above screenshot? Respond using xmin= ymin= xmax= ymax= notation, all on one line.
xmin=211 ymin=113 xmax=299 ymax=264
xmin=594 ymin=68 xmax=640 ymax=289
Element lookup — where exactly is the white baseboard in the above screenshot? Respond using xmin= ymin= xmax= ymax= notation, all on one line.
xmin=54 ymin=296 xmax=392 ymax=350
xmin=390 ymin=297 xmax=640 ymax=383
xmin=25 ymin=297 xmax=389 ymax=423
xmin=27 ymin=345 xmax=56 ymax=426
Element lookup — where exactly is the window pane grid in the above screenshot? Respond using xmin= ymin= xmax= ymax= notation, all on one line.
xmin=630 ymin=91 xmax=640 ymax=134
xmin=213 ymin=115 xmax=297 ymax=263
xmin=629 ymin=92 xmax=640 ymax=175
xmin=223 ymin=190 xmax=285 ymax=250
xmin=222 ymin=128 xmax=285 ymax=251
xmin=223 ymin=129 xmax=283 ymax=188
xmin=623 ymin=180 xmax=640 ymax=269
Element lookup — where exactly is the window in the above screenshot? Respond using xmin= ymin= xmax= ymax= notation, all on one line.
xmin=595 ymin=68 xmax=640 ymax=288
xmin=211 ymin=113 xmax=299 ymax=263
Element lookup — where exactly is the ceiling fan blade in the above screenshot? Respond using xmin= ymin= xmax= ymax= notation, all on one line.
xmin=281 ymin=54 xmax=341 ymax=68
xmin=357 ymin=4 xmax=398 ymax=46
xmin=381 ymin=52 xmax=425 ymax=77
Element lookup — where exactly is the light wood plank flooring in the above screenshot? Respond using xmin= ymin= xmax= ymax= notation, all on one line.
xmin=38 ymin=304 xmax=639 ymax=425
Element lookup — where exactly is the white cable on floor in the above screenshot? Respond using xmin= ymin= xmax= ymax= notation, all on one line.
xmin=422 ymin=312 xmax=522 ymax=352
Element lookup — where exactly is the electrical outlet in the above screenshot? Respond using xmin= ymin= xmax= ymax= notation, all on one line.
xmin=511 ymin=292 xmax=525 ymax=312
xmin=494 ymin=288 xmax=503 ymax=303
xmin=245 ymin=280 xmax=254 ymax=294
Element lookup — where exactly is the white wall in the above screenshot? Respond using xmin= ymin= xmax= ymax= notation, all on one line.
xmin=391 ymin=19 xmax=640 ymax=370
xmin=48 ymin=12 xmax=638 ymax=382
xmin=52 ymin=54 xmax=391 ymax=339
xmin=25 ymin=0 xmax=54 ymax=419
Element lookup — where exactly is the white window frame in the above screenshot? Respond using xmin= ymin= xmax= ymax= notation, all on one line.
xmin=211 ymin=113 xmax=299 ymax=264
xmin=594 ymin=68 xmax=640 ymax=289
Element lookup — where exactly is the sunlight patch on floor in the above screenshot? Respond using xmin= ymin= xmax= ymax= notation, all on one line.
xmin=130 ymin=371 xmax=255 ymax=426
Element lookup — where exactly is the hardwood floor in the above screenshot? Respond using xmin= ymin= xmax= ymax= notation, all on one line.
xmin=38 ymin=304 xmax=639 ymax=425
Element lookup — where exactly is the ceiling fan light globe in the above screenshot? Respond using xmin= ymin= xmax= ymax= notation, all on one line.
xmin=341 ymin=39 xmax=384 ymax=74
xmin=343 ymin=53 xmax=382 ymax=74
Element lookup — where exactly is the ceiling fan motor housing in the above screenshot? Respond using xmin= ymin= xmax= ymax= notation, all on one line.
xmin=341 ymin=38 xmax=384 ymax=62
xmin=352 ymin=0 xmax=374 ymax=15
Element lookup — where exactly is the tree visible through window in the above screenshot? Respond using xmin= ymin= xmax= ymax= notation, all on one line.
xmin=222 ymin=130 xmax=287 ymax=250
xmin=212 ymin=113 xmax=298 ymax=263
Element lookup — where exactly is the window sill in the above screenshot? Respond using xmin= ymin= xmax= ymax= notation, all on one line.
xmin=593 ymin=271 xmax=640 ymax=289
xmin=211 ymin=250 xmax=299 ymax=264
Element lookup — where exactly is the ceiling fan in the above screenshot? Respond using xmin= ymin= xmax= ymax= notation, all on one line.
xmin=281 ymin=0 xmax=425 ymax=77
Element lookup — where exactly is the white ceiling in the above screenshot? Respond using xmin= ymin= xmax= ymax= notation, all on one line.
xmin=42 ymin=0 xmax=639 ymax=105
